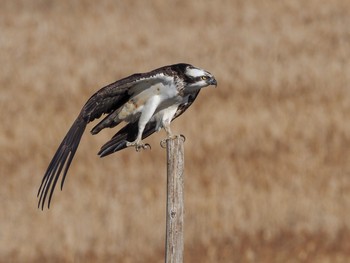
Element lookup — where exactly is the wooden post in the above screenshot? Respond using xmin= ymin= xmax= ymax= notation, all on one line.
xmin=164 ymin=136 xmax=185 ymax=263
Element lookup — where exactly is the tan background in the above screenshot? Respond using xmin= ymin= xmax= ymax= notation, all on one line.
xmin=1 ymin=0 xmax=350 ymax=262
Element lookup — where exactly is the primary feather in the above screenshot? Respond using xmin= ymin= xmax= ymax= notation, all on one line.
xmin=38 ymin=63 xmax=217 ymax=209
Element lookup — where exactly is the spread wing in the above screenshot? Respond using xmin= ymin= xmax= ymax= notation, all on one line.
xmin=98 ymin=90 xmax=201 ymax=157
xmin=82 ymin=72 xmax=172 ymax=122
xmin=37 ymin=71 xmax=171 ymax=209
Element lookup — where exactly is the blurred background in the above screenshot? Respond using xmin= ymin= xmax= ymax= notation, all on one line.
xmin=1 ymin=0 xmax=350 ymax=262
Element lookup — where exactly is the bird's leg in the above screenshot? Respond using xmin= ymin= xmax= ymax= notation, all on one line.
xmin=126 ymin=97 xmax=160 ymax=152
xmin=160 ymin=122 xmax=172 ymax=148
xmin=160 ymin=122 xmax=185 ymax=148
xmin=126 ymin=125 xmax=151 ymax=152
xmin=126 ymin=136 xmax=151 ymax=152
xmin=164 ymin=123 xmax=173 ymax=138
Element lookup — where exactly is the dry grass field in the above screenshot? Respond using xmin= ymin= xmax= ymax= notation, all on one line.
xmin=1 ymin=0 xmax=350 ymax=262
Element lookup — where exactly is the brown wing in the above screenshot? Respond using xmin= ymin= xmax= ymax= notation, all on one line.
xmin=97 ymin=90 xmax=201 ymax=157
xmin=37 ymin=70 xmax=172 ymax=209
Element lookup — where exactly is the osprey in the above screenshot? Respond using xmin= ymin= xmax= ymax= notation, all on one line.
xmin=37 ymin=63 xmax=217 ymax=209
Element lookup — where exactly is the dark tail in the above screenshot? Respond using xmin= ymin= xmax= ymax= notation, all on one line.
xmin=98 ymin=120 xmax=157 ymax=157
xmin=90 ymin=108 xmax=122 ymax=135
xmin=37 ymin=116 xmax=87 ymax=209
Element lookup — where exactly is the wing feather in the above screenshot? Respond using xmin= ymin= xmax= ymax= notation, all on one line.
xmin=82 ymin=72 xmax=172 ymax=122
xmin=97 ymin=90 xmax=201 ymax=157
xmin=38 ymin=70 xmax=172 ymax=209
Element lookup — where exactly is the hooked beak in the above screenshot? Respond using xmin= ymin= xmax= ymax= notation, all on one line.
xmin=209 ymin=77 xmax=217 ymax=87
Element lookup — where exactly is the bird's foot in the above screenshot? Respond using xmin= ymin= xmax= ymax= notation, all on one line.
xmin=160 ymin=134 xmax=186 ymax=148
xmin=126 ymin=140 xmax=151 ymax=152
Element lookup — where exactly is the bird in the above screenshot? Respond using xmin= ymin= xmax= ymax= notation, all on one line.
xmin=37 ymin=63 xmax=217 ymax=209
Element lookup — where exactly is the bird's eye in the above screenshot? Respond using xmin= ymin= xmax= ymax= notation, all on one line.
xmin=201 ymin=76 xmax=209 ymax=80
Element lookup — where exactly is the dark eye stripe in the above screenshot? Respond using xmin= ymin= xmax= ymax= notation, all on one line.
xmin=184 ymin=75 xmax=207 ymax=84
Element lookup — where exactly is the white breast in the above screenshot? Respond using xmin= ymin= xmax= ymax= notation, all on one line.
xmin=120 ymin=77 xmax=181 ymax=123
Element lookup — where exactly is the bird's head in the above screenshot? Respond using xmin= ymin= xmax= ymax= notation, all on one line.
xmin=174 ymin=63 xmax=217 ymax=90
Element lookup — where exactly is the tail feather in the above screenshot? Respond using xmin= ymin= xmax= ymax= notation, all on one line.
xmin=98 ymin=122 xmax=138 ymax=157
xmin=98 ymin=120 xmax=157 ymax=157
xmin=90 ymin=109 xmax=122 ymax=135
xmin=37 ymin=116 xmax=87 ymax=209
